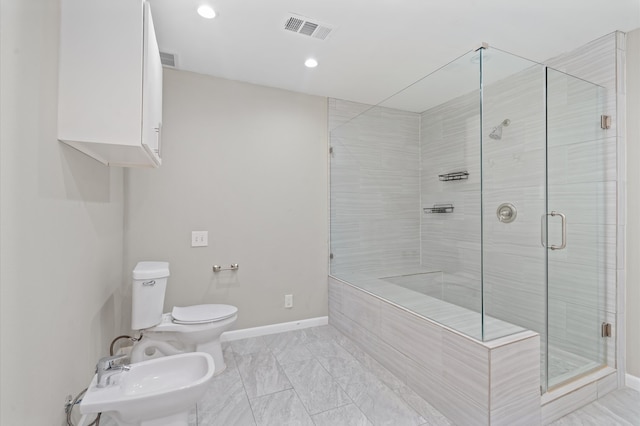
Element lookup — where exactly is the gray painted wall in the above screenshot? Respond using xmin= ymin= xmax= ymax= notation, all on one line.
xmin=124 ymin=69 xmax=329 ymax=330
xmin=0 ymin=1 xmax=126 ymax=424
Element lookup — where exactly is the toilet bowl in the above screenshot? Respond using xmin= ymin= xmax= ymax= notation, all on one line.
xmin=129 ymin=262 xmax=238 ymax=375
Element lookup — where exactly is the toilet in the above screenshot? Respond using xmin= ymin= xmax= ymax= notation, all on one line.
xmin=129 ymin=261 xmax=237 ymax=375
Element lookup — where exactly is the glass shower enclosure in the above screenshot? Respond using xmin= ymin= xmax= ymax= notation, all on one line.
xmin=329 ymin=46 xmax=611 ymax=393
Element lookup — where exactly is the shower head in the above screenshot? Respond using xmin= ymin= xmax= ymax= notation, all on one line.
xmin=488 ymin=119 xmax=511 ymax=140
xmin=489 ymin=126 xmax=502 ymax=140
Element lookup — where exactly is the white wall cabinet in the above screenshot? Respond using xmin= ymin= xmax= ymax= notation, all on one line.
xmin=58 ymin=0 xmax=163 ymax=167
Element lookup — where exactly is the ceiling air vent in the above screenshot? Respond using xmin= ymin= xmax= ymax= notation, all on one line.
xmin=283 ymin=14 xmax=334 ymax=40
xmin=159 ymin=51 xmax=177 ymax=68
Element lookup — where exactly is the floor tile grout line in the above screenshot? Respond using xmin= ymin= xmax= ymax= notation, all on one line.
xmin=289 ymin=384 xmax=316 ymax=423
xmin=310 ymin=327 xmax=398 ymax=425
xmin=308 ymin=329 xmax=377 ymax=425
xmin=306 ymin=328 xmax=376 ymax=423
xmin=308 ymin=400 xmax=358 ymax=418
xmin=229 ymin=346 xmax=259 ymax=426
xmin=272 ymin=331 xmax=321 ymax=424
xmin=230 ymin=326 xmax=443 ymax=425
xmin=277 ymin=333 xmax=352 ymax=422
xmin=329 ymin=326 xmax=430 ymax=424
xmin=591 ymin=400 xmax=636 ymax=426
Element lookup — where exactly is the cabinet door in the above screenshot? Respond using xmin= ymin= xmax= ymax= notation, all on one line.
xmin=142 ymin=1 xmax=163 ymax=165
xmin=58 ymin=0 xmax=143 ymax=147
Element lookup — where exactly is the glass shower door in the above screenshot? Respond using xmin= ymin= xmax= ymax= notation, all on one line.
xmin=546 ymin=68 xmax=609 ymax=389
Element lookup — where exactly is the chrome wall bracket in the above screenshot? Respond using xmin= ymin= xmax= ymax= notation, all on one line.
xmin=424 ymin=204 xmax=454 ymax=214
xmin=438 ymin=171 xmax=468 ymax=182
xmin=213 ymin=264 xmax=239 ymax=273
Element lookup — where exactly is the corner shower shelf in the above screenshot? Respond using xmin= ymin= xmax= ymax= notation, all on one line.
xmin=423 ymin=204 xmax=454 ymax=214
xmin=439 ymin=171 xmax=469 ymax=181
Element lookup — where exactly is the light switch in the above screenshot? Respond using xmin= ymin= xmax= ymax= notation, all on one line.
xmin=284 ymin=294 xmax=293 ymax=309
xmin=191 ymin=231 xmax=208 ymax=247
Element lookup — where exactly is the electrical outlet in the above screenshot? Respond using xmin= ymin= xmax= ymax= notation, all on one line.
xmin=191 ymin=231 xmax=208 ymax=247
xmin=284 ymin=294 xmax=293 ymax=309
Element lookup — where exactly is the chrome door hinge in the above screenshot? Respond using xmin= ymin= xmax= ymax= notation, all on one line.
xmin=601 ymin=115 xmax=611 ymax=129
xmin=329 ymin=146 xmax=334 ymax=154
xmin=601 ymin=322 xmax=612 ymax=338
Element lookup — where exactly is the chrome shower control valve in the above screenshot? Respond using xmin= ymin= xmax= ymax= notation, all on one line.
xmin=497 ymin=203 xmax=517 ymax=223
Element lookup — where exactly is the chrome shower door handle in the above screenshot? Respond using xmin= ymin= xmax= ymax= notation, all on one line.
xmin=542 ymin=211 xmax=567 ymax=250
xmin=541 ymin=211 xmax=567 ymax=250
xmin=549 ymin=211 xmax=566 ymax=250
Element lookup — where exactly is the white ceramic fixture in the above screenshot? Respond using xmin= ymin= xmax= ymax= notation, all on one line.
xmin=80 ymin=352 xmax=214 ymax=426
xmin=130 ymin=261 xmax=238 ymax=374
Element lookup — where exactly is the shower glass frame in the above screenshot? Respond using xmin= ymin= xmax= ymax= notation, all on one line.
xmin=328 ymin=46 xmax=609 ymax=393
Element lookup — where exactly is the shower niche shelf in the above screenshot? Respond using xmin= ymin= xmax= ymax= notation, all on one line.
xmin=424 ymin=204 xmax=454 ymax=214
xmin=439 ymin=171 xmax=469 ymax=181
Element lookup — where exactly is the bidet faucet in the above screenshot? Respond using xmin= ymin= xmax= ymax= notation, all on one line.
xmin=96 ymin=354 xmax=130 ymax=388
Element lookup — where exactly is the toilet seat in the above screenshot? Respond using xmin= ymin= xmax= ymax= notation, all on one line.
xmin=171 ymin=304 xmax=238 ymax=324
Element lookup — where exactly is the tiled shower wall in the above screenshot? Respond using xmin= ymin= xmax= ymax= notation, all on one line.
xmin=329 ymin=99 xmax=420 ymax=275
xmin=419 ymin=88 xmax=483 ymax=314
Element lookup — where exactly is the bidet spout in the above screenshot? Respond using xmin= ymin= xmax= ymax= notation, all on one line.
xmin=96 ymin=354 xmax=130 ymax=388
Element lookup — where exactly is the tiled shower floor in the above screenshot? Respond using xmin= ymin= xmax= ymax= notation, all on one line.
xmin=97 ymin=325 xmax=639 ymax=425
xmin=547 ymin=349 xmax=600 ymax=388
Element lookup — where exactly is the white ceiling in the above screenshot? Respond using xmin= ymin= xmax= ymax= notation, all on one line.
xmin=148 ymin=0 xmax=640 ymax=107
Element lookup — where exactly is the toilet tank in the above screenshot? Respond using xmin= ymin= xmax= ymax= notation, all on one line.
xmin=131 ymin=261 xmax=170 ymax=330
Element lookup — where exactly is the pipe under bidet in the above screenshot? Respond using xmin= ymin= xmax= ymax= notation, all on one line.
xmin=65 ymin=388 xmax=100 ymax=426
xmin=108 ymin=333 xmax=142 ymax=356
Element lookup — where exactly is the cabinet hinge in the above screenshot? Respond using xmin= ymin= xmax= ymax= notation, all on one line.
xmin=601 ymin=322 xmax=612 ymax=338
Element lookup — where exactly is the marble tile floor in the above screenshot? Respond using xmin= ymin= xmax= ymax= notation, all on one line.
xmin=98 ymin=325 xmax=639 ymax=426
xmin=101 ymin=324 xmax=451 ymax=426
xmin=550 ymin=387 xmax=640 ymax=425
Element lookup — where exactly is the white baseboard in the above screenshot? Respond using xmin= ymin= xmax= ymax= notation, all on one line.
xmin=221 ymin=316 xmax=328 ymax=342
xmin=626 ymin=373 xmax=640 ymax=392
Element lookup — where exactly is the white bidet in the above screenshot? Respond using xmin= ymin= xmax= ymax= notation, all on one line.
xmin=80 ymin=352 xmax=214 ymax=426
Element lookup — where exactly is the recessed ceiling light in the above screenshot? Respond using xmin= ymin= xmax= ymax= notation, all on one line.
xmin=305 ymin=58 xmax=318 ymax=68
xmin=197 ymin=5 xmax=216 ymax=19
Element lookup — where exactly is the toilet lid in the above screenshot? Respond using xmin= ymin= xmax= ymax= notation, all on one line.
xmin=171 ymin=304 xmax=238 ymax=324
